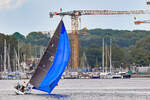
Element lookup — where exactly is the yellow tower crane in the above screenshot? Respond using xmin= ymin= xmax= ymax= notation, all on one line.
xmin=50 ymin=9 xmax=150 ymax=69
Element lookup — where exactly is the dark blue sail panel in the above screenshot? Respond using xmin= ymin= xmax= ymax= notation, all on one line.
xmin=32 ymin=20 xmax=70 ymax=93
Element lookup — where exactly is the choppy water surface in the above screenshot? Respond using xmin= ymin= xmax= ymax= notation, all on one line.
xmin=0 ymin=78 xmax=150 ymax=100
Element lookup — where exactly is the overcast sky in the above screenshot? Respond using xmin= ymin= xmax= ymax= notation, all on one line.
xmin=0 ymin=0 xmax=150 ymax=35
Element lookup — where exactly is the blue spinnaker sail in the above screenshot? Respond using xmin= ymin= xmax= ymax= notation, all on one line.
xmin=29 ymin=20 xmax=71 ymax=93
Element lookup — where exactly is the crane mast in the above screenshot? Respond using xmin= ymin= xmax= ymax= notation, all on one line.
xmin=70 ymin=16 xmax=79 ymax=69
xmin=50 ymin=9 xmax=150 ymax=69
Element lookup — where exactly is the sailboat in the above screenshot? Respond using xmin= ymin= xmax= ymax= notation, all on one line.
xmin=15 ymin=20 xmax=71 ymax=94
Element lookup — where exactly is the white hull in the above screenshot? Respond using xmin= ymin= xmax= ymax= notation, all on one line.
xmin=14 ymin=89 xmax=25 ymax=95
xmin=14 ymin=85 xmax=31 ymax=95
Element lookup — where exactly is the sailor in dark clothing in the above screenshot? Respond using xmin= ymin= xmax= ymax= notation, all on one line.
xmin=15 ymin=81 xmax=26 ymax=92
xmin=15 ymin=82 xmax=21 ymax=90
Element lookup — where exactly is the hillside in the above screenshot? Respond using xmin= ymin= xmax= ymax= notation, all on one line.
xmin=79 ymin=29 xmax=150 ymax=48
xmin=0 ymin=28 xmax=150 ymax=69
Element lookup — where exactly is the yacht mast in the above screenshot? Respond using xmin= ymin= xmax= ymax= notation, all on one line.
xmin=14 ymin=48 xmax=18 ymax=71
xmin=7 ymin=44 xmax=11 ymax=72
xmin=17 ymin=40 xmax=21 ymax=72
xmin=105 ymin=39 xmax=108 ymax=73
xmin=80 ymin=52 xmax=85 ymax=68
xmin=109 ymin=38 xmax=112 ymax=73
xmin=4 ymin=39 xmax=7 ymax=73
xmin=0 ymin=55 xmax=3 ymax=72
xmin=102 ymin=38 xmax=105 ymax=72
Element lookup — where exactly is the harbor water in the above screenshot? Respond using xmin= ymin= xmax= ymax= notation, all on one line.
xmin=0 ymin=78 xmax=150 ymax=100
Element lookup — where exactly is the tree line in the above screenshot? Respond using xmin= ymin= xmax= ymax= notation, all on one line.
xmin=79 ymin=28 xmax=150 ymax=68
xmin=0 ymin=28 xmax=150 ymax=70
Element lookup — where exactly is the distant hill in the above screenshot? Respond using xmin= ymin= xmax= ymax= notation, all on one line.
xmin=2 ymin=28 xmax=150 ymax=68
xmin=79 ymin=29 xmax=150 ymax=48
xmin=78 ymin=28 xmax=150 ymax=67
xmin=12 ymin=29 xmax=150 ymax=49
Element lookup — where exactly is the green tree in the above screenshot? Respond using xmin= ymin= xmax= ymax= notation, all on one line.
xmin=129 ymin=35 xmax=150 ymax=66
xmin=12 ymin=32 xmax=26 ymax=42
xmin=86 ymin=45 xmax=102 ymax=68
xmin=26 ymin=32 xmax=50 ymax=46
xmin=112 ymin=44 xmax=125 ymax=68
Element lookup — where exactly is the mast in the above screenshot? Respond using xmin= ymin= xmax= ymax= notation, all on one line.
xmin=12 ymin=51 xmax=15 ymax=72
xmin=0 ymin=55 xmax=3 ymax=72
xmin=109 ymin=38 xmax=112 ymax=73
xmin=40 ymin=47 xmax=43 ymax=59
xmin=102 ymin=38 xmax=105 ymax=72
xmin=105 ymin=39 xmax=108 ymax=73
xmin=7 ymin=44 xmax=11 ymax=72
xmin=84 ymin=52 xmax=89 ymax=69
xmin=83 ymin=52 xmax=86 ymax=68
xmin=96 ymin=57 xmax=98 ymax=69
xmin=17 ymin=40 xmax=21 ymax=72
xmin=80 ymin=51 xmax=89 ymax=71
xmin=80 ymin=52 xmax=84 ymax=68
xmin=4 ymin=39 xmax=7 ymax=73
xmin=14 ymin=48 xmax=18 ymax=71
